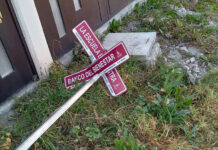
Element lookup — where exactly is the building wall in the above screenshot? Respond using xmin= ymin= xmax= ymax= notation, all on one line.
xmin=11 ymin=0 xmax=145 ymax=79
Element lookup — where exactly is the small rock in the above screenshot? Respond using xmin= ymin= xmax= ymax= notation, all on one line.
xmin=170 ymin=5 xmax=200 ymax=17
xmin=179 ymin=46 xmax=188 ymax=52
xmin=142 ymin=17 xmax=154 ymax=23
xmin=178 ymin=43 xmax=185 ymax=47
xmin=186 ymin=59 xmax=190 ymax=64
xmin=193 ymin=66 xmax=200 ymax=73
xmin=187 ymin=71 xmax=196 ymax=84
xmin=208 ymin=21 xmax=218 ymax=27
xmin=188 ymin=47 xmax=203 ymax=58
xmin=190 ymin=57 xmax=195 ymax=63
xmin=184 ymin=66 xmax=190 ymax=70
xmin=169 ymin=50 xmax=182 ymax=59
xmin=210 ymin=130 xmax=215 ymax=135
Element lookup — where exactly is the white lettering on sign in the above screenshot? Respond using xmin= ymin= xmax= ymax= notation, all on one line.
xmin=108 ymin=71 xmax=117 ymax=82
xmin=80 ymin=26 xmax=86 ymax=34
xmin=92 ymin=54 xmax=115 ymax=73
xmin=85 ymin=70 xmax=94 ymax=78
xmin=80 ymin=26 xmax=101 ymax=56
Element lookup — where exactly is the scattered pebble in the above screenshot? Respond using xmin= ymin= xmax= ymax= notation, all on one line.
xmin=170 ymin=5 xmax=200 ymax=17
xmin=190 ymin=57 xmax=195 ymax=63
xmin=165 ymin=44 xmax=208 ymax=84
xmin=142 ymin=17 xmax=154 ymax=23
xmin=179 ymin=46 xmax=188 ymax=53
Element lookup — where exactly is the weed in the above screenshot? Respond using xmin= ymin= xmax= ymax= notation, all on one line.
xmin=148 ymin=65 xmax=187 ymax=99
xmin=135 ymin=95 xmax=191 ymax=124
xmin=85 ymin=125 xmax=102 ymax=142
xmin=0 ymin=131 xmax=11 ymax=150
xmin=109 ymin=19 xmax=121 ymax=32
xmin=69 ymin=125 xmax=80 ymax=137
xmin=183 ymin=125 xmax=198 ymax=141
xmin=114 ymin=129 xmax=148 ymax=150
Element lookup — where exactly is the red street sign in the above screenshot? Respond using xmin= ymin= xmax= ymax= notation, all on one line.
xmin=64 ymin=42 xmax=130 ymax=89
xmin=72 ymin=20 xmax=127 ymax=96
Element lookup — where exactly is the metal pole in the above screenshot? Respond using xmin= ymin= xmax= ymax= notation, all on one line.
xmin=16 ymin=74 xmax=101 ymax=150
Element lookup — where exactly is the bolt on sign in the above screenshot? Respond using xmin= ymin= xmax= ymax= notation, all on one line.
xmin=65 ymin=20 xmax=129 ymax=96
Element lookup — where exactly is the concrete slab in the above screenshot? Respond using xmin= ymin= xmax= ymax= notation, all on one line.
xmin=102 ymin=32 xmax=157 ymax=57
xmin=146 ymin=43 xmax=162 ymax=66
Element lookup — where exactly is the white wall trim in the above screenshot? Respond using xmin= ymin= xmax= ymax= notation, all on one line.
xmin=11 ymin=0 xmax=53 ymax=79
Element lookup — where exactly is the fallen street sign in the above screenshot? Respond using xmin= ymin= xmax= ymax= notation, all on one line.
xmin=16 ymin=30 xmax=130 ymax=150
xmin=64 ymin=42 xmax=129 ymax=89
xmin=72 ymin=20 xmax=127 ymax=96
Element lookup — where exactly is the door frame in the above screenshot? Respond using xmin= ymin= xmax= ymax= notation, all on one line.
xmin=6 ymin=0 xmax=37 ymax=76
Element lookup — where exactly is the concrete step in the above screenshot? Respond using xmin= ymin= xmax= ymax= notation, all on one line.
xmin=103 ymin=32 xmax=157 ymax=57
xmin=103 ymin=32 xmax=161 ymax=65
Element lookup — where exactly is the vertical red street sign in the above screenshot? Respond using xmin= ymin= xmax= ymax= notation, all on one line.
xmin=71 ymin=20 xmax=127 ymax=96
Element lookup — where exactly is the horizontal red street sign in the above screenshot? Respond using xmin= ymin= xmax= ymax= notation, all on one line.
xmin=64 ymin=42 xmax=130 ymax=88
xmin=72 ymin=20 xmax=127 ymax=96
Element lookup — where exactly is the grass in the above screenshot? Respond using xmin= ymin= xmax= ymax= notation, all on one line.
xmin=0 ymin=0 xmax=218 ymax=149
xmin=121 ymin=0 xmax=218 ymax=64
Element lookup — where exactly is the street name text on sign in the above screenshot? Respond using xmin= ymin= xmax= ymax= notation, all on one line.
xmin=64 ymin=42 xmax=130 ymax=89
xmin=67 ymin=20 xmax=127 ymax=96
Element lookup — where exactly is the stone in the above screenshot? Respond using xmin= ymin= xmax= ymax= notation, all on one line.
xmin=142 ymin=17 xmax=154 ymax=23
xmin=193 ymin=66 xmax=200 ymax=73
xmin=170 ymin=5 xmax=200 ymax=17
xmin=186 ymin=59 xmax=190 ymax=64
xmin=208 ymin=21 xmax=218 ymax=27
xmin=184 ymin=66 xmax=190 ymax=70
xmin=187 ymin=71 xmax=196 ymax=84
xmin=169 ymin=49 xmax=182 ymax=60
xmin=103 ymin=32 xmax=157 ymax=57
xmin=190 ymin=57 xmax=195 ymax=63
xmin=179 ymin=46 xmax=188 ymax=53
xmin=188 ymin=47 xmax=203 ymax=58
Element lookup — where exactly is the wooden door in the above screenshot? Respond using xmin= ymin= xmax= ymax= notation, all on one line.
xmin=0 ymin=0 xmax=34 ymax=103
xmin=34 ymin=0 xmax=132 ymax=59
xmin=108 ymin=0 xmax=133 ymax=16
xmin=34 ymin=0 xmax=102 ymax=59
